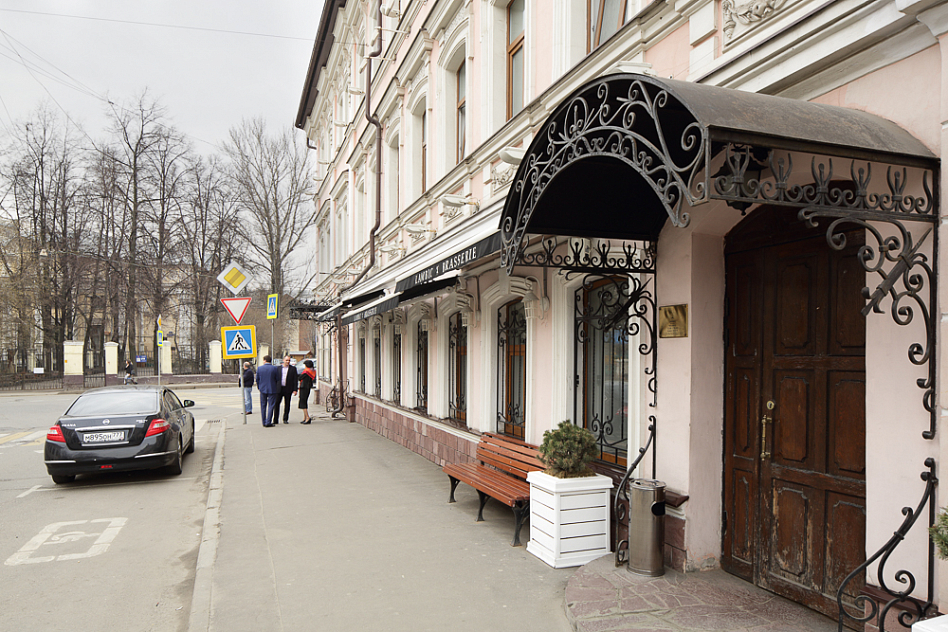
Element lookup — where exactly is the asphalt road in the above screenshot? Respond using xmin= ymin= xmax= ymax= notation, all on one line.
xmin=0 ymin=388 xmax=233 ymax=632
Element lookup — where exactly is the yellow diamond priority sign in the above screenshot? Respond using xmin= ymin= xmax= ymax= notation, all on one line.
xmin=217 ymin=262 xmax=252 ymax=296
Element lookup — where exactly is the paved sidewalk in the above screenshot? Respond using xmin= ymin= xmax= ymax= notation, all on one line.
xmin=189 ymin=410 xmax=574 ymax=632
xmin=188 ymin=404 xmax=839 ymax=632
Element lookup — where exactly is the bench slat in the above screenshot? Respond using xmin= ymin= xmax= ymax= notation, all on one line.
xmin=444 ymin=434 xmax=543 ymax=546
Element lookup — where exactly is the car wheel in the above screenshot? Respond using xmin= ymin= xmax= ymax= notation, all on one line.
xmin=185 ymin=420 xmax=195 ymax=454
xmin=166 ymin=436 xmax=184 ymax=476
xmin=51 ymin=474 xmax=75 ymax=485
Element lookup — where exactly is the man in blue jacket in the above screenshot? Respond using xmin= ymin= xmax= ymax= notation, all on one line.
xmin=256 ymin=355 xmax=281 ymax=427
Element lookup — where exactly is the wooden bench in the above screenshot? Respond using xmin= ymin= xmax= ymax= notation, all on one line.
xmin=443 ymin=433 xmax=544 ymax=546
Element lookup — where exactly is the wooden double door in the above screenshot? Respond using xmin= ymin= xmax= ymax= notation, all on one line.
xmin=723 ymin=209 xmax=866 ymax=619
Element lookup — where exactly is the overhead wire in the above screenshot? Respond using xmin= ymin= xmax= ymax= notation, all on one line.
xmin=0 ymin=8 xmax=320 ymax=150
xmin=0 ymin=8 xmax=315 ymax=42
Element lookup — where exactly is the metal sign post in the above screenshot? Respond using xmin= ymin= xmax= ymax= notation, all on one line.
xmin=222 ymin=325 xmax=257 ymax=426
xmin=217 ymin=264 xmax=254 ymax=426
xmin=156 ymin=316 xmax=163 ymax=387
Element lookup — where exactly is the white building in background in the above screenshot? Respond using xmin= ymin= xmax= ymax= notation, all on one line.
xmin=296 ymin=0 xmax=948 ymax=627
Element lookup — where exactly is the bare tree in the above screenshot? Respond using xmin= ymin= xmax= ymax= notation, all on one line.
xmin=103 ymin=91 xmax=170 ymax=361
xmin=176 ymin=154 xmax=241 ymax=365
xmin=223 ymin=118 xmax=317 ymax=299
xmin=0 ymin=105 xmax=88 ymax=372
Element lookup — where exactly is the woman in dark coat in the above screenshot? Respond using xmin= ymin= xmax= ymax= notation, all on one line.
xmin=298 ymin=360 xmax=316 ymax=424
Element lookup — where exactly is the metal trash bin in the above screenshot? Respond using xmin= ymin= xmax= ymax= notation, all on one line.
xmin=627 ymin=479 xmax=666 ymax=576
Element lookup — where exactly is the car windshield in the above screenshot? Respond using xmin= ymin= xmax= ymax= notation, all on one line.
xmin=65 ymin=391 xmax=159 ymax=417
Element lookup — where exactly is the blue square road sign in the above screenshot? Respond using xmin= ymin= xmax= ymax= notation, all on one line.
xmin=221 ymin=326 xmax=257 ymax=359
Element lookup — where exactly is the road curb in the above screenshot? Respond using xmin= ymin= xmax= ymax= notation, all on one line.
xmin=187 ymin=420 xmax=227 ymax=632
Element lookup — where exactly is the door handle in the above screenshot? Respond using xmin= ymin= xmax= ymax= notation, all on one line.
xmin=760 ymin=414 xmax=771 ymax=460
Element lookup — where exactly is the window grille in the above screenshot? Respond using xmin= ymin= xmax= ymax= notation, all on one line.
xmin=575 ymin=276 xmax=630 ymax=465
xmin=449 ymin=312 xmax=467 ymax=422
xmin=359 ymin=331 xmax=366 ymax=392
xmin=373 ymin=322 xmax=381 ymax=395
xmin=416 ymin=320 xmax=428 ymax=411
xmin=393 ymin=327 xmax=402 ymax=403
xmin=497 ymin=299 xmax=527 ymax=438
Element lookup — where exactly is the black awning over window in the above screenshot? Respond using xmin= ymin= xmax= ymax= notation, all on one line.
xmin=395 ymin=232 xmax=501 ymax=294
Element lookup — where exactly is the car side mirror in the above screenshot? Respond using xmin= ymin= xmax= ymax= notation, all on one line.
xmin=183 ymin=400 xmax=195 ymax=408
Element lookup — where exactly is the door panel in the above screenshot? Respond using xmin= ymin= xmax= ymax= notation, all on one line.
xmin=773 ymin=372 xmax=811 ymax=466
xmin=724 ymin=217 xmax=866 ymax=621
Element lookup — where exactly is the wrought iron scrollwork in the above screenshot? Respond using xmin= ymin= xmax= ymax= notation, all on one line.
xmin=614 ymin=419 xmax=656 ymax=567
xmin=718 ymin=143 xmax=937 ymax=438
xmin=501 ymin=76 xmax=705 ymax=272
xmin=518 ymin=237 xmax=656 ymax=275
xmin=837 ymin=459 xmax=937 ymax=631
xmin=799 ymin=210 xmax=936 ymax=439
xmin=713 ymin=145 xmax=936 ymax=217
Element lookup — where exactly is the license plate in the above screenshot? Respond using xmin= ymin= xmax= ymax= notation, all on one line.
xmin=84 ymin=431 xmax=125 ymax=443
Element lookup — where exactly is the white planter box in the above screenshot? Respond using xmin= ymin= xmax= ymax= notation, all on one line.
xmin=526 ymin=470 xmax=613 ymax=568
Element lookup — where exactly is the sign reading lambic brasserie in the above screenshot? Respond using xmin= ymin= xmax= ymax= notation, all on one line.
xmin=395 ymin=232 xmax=501 ymax=294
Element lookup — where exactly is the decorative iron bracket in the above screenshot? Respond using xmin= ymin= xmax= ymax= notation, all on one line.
xmin=837 ymin=458 xmax=937 ymax=631
xmin=717 ymin=145 xmax=938 ymax=438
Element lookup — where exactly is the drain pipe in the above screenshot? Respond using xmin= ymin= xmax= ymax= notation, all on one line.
xmin=333 ymin=4 xmax=384 ymax=418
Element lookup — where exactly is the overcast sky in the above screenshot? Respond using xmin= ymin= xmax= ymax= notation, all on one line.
xmin=0 ymin=0 xmax=326 ymax=152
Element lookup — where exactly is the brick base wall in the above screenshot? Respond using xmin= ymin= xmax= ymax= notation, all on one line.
xmin=352 ymin=396 xmax=478 ymax=467
xmin=663 ymin=514 xmax=686 ymax=572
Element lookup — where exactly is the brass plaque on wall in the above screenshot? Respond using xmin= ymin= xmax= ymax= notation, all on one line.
xmin=659 ymin=304 xmax=688 ymax=338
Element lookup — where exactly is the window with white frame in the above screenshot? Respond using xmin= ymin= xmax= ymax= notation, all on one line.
xmin=457 ymin=61 xmax=467 ymax=164
xmin=416 ymin=318 xmax=429 ymax=412
xmin=392 ymin=323 xmax=402 ymax=403
xmin=574 ymin=276 xmax=631 ymax=466
xmin=410 ymin=96 xmax=428 ymax=199
xmin=355 ymin=177 xmax=365 ymax=251
xmin=507 ymin=0 xmax=525 ymax=120
xmin=588 ymin=0 xmax=628 ymax=51
xmin=497 ymin=299 xmax=527 ymax=438
xmin=421 ymin=110 xmax=428 ymax=192
xmin=318 ymin=219 xmax=331 ymax=279
xmin=448 ymin=311 xmax=467 ymax=422
xmin=385 ymin=129 xmax=400 ymax=223
xmin=334 ymin=196 xmax=348 ymax=268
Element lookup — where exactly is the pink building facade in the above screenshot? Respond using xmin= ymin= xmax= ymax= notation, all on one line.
xmin=296 ymin=0 xmax=948 ymax=627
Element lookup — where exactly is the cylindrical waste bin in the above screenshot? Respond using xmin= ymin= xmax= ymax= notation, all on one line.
xmin=627 ymin=478 xmax=666 ymax=576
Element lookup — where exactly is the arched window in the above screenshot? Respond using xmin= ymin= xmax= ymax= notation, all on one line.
xmin=574 ymin=277 xmax=630 ymax=465
xmin=497 ymin=299 xmax=527 ymax=438
xmin=448 ymin=312 xmax=467 ymax=422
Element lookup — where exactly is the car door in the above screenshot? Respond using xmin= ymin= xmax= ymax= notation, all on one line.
xmin=162 ymin=391 xmax=184 ymax=440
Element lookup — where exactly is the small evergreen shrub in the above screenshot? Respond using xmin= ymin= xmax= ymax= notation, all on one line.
xmin=538 ymin=421 xmax=598 ymax=478
xmin=930 ymin=508 xmax=948 ymax=560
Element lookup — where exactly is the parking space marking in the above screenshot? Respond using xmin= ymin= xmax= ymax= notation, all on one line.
xmin=17 ymin=485 xmax=42 ymax=498
xmin=4 ymin=518 xmax=127 ymax=565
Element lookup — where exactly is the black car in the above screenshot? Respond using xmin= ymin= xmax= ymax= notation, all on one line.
xmin=44 ymin=385 xmax=196 ymax=484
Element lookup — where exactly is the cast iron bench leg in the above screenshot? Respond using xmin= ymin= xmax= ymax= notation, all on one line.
xmin=512 ymin=501 xmax=529 ymax=547
xmin=476 ymin=490 xmax=490 ymax=521
xmin=448 ymin=476 xmax=460 ymax=503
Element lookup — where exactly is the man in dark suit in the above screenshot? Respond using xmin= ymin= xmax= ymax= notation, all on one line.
xmin=256 ymin=355 xmax=281 ymax=427
xmin=272 ymin=355 xmax=298 ymax=424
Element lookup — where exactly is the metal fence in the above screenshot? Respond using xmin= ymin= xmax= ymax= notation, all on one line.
xmin=173 ymin=345 xmax=210 ymax=375
xmin=0 ymin=371 xmax=64 ymax=391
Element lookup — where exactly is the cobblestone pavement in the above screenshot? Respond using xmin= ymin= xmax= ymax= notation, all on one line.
xmin=566 ymin=555 xmax=837 ymax=632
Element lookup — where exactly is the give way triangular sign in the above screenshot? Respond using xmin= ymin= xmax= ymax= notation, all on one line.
xmin=221 ymin=297 xmax=252 ymax=324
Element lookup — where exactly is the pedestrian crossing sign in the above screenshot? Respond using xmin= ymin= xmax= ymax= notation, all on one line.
xmin=221 ymin=326 xmax=256 ymax=359
xmin=267 ymin=293 xmax=279 ymax=320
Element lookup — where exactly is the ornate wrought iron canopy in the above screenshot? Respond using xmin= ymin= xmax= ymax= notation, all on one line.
xmin=499 ymin=72 xmax=937 ymax=273
xmin=498 ymin=73 xmax=941 ymax=631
